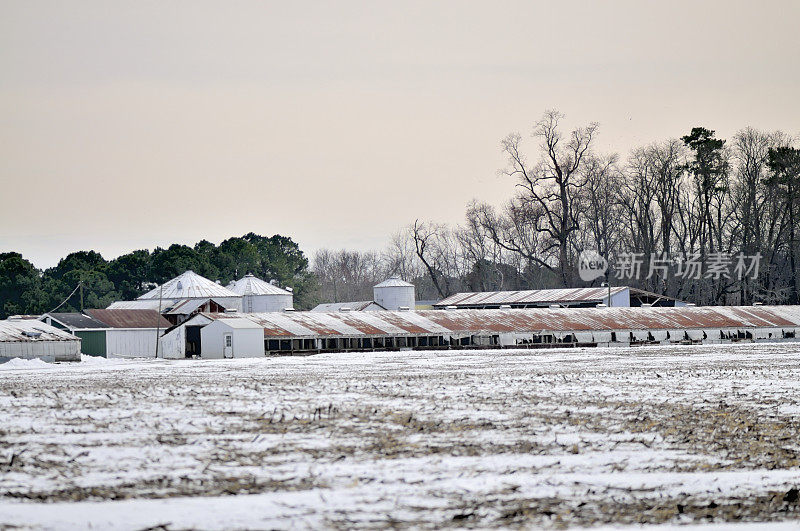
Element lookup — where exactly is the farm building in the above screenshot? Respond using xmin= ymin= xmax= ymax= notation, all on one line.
xmin=433 ymin=286 xmax=686 ymax=309
xmin=0 ymin=318 xmax=80 ymax=362
xmin=228 ymin=274 xmax=293 ymax=312
xmin=159 ymin=304 xmax=800 ymax=358
xmin=311 ymin=277 xmax=415 ymax=312
xmin=41 ymin=309 xmax=171 ymax=358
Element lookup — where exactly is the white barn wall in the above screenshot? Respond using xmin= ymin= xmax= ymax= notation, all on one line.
xmin=605 ymin=288 xmax=630 ymax=307
xmin=159 ymin=326 xmax=186 ymax=359
xmin=106 ymin=329 xmax=160 ymax=358
xmin=0 ymin=340 xmax=80 ymax=362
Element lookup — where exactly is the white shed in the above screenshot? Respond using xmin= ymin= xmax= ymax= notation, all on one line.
xmin=0 ymin=318 xmax=81 ymax=362
xmin=199 ymin=317 xmax=264 ymax=359
xmin=229 ymin=274 xmax=293 ymax=312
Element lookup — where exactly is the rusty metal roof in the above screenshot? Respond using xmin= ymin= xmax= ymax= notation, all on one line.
xmin=85 ymin=309 xmax=171 ymax=329
xmin=0 ymin=319 xmax=80 ymax=342
xmin=200 ymin=305 xmax=800 ymax=338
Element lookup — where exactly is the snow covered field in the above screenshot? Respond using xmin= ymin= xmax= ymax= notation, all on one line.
xmin=2 ymin=344 xmax=800 ymax=529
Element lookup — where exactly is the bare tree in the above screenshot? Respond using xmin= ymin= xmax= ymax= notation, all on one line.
xmin=499 ymin=110 xmax=599 ymax=286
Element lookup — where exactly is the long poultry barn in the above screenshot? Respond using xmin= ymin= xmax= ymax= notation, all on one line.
xmin=160 ymin=305 xmax=800 ymax=358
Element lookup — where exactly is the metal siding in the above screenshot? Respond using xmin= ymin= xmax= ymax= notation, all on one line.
xmin=373 ymin=285 xmax=416 ymax=311
xmin=106 ymin=329 xmax=159 ymax=358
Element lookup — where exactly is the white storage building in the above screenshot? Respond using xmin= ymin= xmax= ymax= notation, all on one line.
xmin=0 ymin=318 xmax=81 ymax=362
xmin=228 ymin=274 xmax=293 ymax=312
xmin=199 ymin=317 xmax=264 ymax=359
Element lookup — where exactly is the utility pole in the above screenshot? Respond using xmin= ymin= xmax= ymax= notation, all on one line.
xmin=79 ymin=281 xmax=84 ymax=312
xmin=154 ymin=283 xmax=164 ymax=358
xmin=602 ymin=276 xmax=612 ymax=307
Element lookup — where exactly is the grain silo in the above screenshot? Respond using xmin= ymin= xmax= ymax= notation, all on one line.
xmin=229 ymin=274 xmax=294 ymax=312
xmin=373 ymin=277 xmax=416 ymax=311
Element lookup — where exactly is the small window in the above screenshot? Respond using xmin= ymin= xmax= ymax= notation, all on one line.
xmin=225 ymin=335 xmax=232 ymax=347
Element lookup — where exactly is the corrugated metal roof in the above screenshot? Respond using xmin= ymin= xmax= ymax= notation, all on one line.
xmin=229 ymin=274 xmax=292 ymax=296
xmin=0 ymin=319 xmax=79 ymax=342
xmin=162 ymin=298 xmax=233 ymax=315
xmin=137 ymin=270 xmax=240 ymax=300
xmin=434 ymin=287 xmax=629 ymax=307
xmin=43 ymin=312 xmax=109 ymax=330
xmin=201 ymin=305 xmax=800 ymax=338
xmin=434 ymin=287 xmax=685 ymax=308
xmin=108 ymin=299 xmax=179 ymax=311
xmin=311 ymin=301 xmax=387 ymax=312
xmin=85 ymin=309 xmax=171 ymax=329
xmin=374 ymin=277 xmax=415 ymax=288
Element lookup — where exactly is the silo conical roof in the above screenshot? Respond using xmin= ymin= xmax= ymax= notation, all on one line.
xmin=230 ymin=273 xmax=292 ymax=296
xmin=137 ymin=270 xmax=241 ymax=300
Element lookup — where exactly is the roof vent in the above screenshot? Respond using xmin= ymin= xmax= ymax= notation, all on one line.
xmin=339 ymin=307 xmax=351 ymax=312
xmin=22 ymin=331 xmax=41 ymax=338
xmin=398 ymin=306 xmax=410 ymax=311
xmin=176 ymin=281 xmax=183 ymax=291
xmin=283 ymin=308 xmax=295 ymax=312
xmin=8 ymin=315 xmax=23 ymax=320
xmin=224 ymin=308 xmax=238 ymax=314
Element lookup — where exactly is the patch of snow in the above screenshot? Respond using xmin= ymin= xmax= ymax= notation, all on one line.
xmin=0 ymin=357 xmax=54 ymax=370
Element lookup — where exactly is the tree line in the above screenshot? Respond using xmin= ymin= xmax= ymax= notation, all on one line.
xmin=4 ymin=112 xmax=798 ymax=315
xmin=313 ymin=111 xmax=800 ymax=306
xmin=0 ymin=233 xmax=315 ymax=318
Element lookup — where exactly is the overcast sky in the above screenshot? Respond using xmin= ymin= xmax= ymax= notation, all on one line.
xmin=1 ymin=1 xmax=798 ymax=268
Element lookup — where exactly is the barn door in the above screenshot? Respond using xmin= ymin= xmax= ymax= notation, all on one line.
xmin=223 ymin=333 xmax=233 ymax=358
